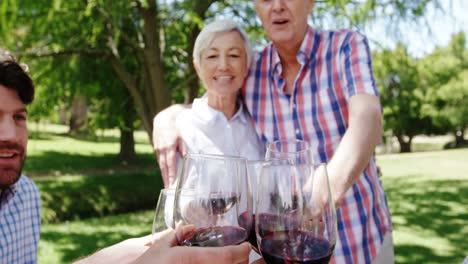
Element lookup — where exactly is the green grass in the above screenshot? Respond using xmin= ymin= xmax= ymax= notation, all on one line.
xmin=25 ymin=125 xmax=156 ymax=174
xmin=26 ymin=126 xmax=466 ymax=263
xmin=378 ymin=148 xmax=468 ymax=264
xmin=37 ymin=149 xmax=468 ymax=264
xmin=26 ymin=125 xmax=163 ymax=263
xmin=39 ymin=210 xmax=153 ymax=263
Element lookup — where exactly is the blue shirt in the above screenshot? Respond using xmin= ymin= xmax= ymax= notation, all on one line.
xmin=0 ymin=175 xmax=41 ymax=264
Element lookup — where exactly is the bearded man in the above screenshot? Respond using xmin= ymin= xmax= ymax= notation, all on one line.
xmin=0 ymin=58 xmax=40 ymax=264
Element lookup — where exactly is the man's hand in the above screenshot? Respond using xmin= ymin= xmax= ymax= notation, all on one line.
xmin=152 ymin=104 xmax=188 ymax=187
xmin=134 ymin=228 xmax=251 ymax=264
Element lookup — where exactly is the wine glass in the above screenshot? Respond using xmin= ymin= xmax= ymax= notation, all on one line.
xmin=265 ymin=139 xmax=313 ymax=164
xmin=152 ymin=188 xmax=176 ymax=238
xmin=173 ymin=153 xmax=253 ymax=247
xmin=256 ymin=163 xmax=337 ymax=264
xmin=244 ymin=159 xmax=266 ymax=251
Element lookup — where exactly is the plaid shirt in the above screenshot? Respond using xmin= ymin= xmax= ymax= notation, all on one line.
xmin=243 ymin=26 xmax=392 ymax=263
xmin=0 ymin=176 xmax=41 ymax=264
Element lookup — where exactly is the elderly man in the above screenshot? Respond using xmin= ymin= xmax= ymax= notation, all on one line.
xmin=153 ymin=0 xmax=394 ymax=263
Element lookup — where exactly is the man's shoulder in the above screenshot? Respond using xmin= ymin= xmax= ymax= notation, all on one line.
xmin=316 ymin=27 xmax=362 ymax=35
xmin=316 ymin=28 xmax=366 ymax=44
xmin=15 ymin=175 xmax=40 ymax=195
xmin=329 ymin=29 xmax=369 ymax=46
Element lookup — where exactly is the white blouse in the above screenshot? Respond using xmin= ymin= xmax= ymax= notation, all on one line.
xmin=176 ymin=96 xmax=264 ymax=159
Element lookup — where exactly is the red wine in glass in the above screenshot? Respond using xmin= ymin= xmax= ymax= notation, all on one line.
xmin=182 ymin=226 xmax=247 ymax=247
xmin=259 ymin=230 xmax=335 ymax=264
xmin=241 ymin=212 xmax=300 ymax=252
xmin=239 ymin=212 xmax=257 ymax=251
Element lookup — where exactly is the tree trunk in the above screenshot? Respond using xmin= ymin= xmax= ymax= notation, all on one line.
xmin=58 ymin=106 xmax=68 ymax=125
xmin=455 ymin=129 xmax=466 ymax=147
xmin=107 ymin=1 xmax=217 ymax=145
xmin=183 ymin=0 xmax=216 ymax=104
xmin=397 ymin=134 xmax=413 ymax=153
xmin=69 ymin=95 xmax=88 ymax=136
xmin=118 ymin=98 xmax=137 ymax=163
xmin=119 ymin=127 xmax=136 ymax=163
xmin=184 ymin=24 xmax=202 ymax=104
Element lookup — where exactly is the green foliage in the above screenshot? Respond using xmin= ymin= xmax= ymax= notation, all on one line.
xmin=373 ymin=32 xmax=467 ymax=151
xmin=1 ymin=0 xmax=447 ymax=105
xmin=36 ymin=172 xmax=163 ymax=223
xmin=419 ymin=32 xmax=468 ymax=136
xmin=373 ymin=44 xmax=431 ymax=143
xmin=0 ymin=0 xmax=453 ymax=147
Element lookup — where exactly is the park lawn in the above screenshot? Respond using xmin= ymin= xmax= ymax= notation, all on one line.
xmin=38 ymin=210 xmax=153 ymax=263
xmin=378 ymin=148 xmax=468 ymax=264
xmin=25 ymin=125 xmax=156 ymax=174
xmin=37 ymin=148 xmax=468 ymax=264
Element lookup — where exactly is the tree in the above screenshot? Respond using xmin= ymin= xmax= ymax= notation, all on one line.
xmin=373 ymin=44 xmax=432 ymax=152
xmin=420 ymin=32 xmax=468 ymax=147
xmin=1 ymin=0 xmax=450 ymax=148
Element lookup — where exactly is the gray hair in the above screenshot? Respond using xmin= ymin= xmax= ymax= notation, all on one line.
xmin=193 ymin=19 xmax=252 ymax=70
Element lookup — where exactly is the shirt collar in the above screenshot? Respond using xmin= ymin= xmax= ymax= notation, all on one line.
xmin=298 ymin=26 xmax=316 ymax=63
xmin=0 ymin=182 xmax=17 ymax=205
xmin=191 ymin=95 xmax=247 ymax=125
xmin=271 ymin=25 xmax=316 ymax=75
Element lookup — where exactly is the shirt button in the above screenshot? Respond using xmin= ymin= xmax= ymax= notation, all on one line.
xmin=295 ymin=129 xmax=301 ymax=135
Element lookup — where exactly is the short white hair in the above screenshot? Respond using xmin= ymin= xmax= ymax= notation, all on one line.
xmin=193 ymin=19 xmax=252 ymax=70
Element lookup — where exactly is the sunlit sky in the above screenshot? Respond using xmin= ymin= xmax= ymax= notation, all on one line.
xmin=363 ymin=0 xmax=468 ymax=57
xmin=200 ymin=0 xmax=467 ymax=58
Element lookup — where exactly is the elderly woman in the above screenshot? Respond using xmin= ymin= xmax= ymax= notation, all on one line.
xmin=171 ymin=19 xmax=264 ymax=263
xmin=174 ymin=19 xmax=264 ymax=165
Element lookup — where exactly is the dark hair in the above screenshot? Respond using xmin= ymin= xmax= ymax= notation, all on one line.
xmin=0 ymin=60 xmax=35 ymax=104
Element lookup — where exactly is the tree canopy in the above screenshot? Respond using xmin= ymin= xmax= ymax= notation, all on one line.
xmin=0 ymin=0 xmax=454 ymax=152
xmin=373 ymin=32 xmax=467 ymax=152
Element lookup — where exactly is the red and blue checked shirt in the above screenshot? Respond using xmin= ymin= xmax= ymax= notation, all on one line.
xmin=0 ymin=176 xmax=41 ymax=264
xmin=242 ymin=26 xmax=392 ymax=263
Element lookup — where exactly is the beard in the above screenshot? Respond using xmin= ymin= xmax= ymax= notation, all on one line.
xmin=0 ymin=142 xmax=26 ymax=190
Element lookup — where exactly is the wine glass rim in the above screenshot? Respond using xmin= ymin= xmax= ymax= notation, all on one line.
xmin=247 ymin=159 xmax=267 ymax=164
xmin=159 ymin=188 xmax=176 ymax=195
xmin=184 ymin=152 xmax=247 ymax=161
xmin=173 ymin=188 xmax=206 ymax=196
xmin=267 ymin=139 xmax=311 ymax=154
xmin=262 ymin=162 xmax=326 ymax=169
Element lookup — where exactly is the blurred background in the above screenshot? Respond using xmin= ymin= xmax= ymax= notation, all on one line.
xmin=0 ymin=0 xmax=466 ymax=263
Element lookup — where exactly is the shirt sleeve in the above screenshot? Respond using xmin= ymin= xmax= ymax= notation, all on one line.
xmin=340 ymin=31 xmax=379 ymax=99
